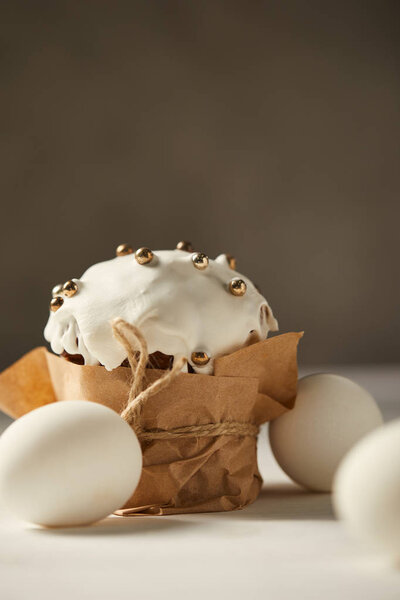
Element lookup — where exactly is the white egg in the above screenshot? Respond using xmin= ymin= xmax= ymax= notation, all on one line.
xmin=269 ymin=374 xmax=383 ymax=492
xmin=334 ymin=419 xmax=400 ymax=559
xmin=0 ymin=401 xmax=142 ymax=527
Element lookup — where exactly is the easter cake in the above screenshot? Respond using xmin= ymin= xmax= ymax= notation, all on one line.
xmin=0 ymin=241 xmax=301 ymax=515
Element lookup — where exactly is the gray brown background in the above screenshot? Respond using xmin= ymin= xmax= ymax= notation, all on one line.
xmin=0 ymin=1 xmax=399 ymax=369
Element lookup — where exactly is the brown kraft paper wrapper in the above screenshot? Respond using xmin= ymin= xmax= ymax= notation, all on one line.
xmin=0 ymin=332 xmax=302 ymax=515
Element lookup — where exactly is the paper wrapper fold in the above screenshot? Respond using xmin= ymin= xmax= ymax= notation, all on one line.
xmin=0 ymin=332 xmax=302 ymax=515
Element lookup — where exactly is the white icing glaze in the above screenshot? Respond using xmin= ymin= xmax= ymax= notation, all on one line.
xmin=44 ymin=250 xmax=278 ymax=373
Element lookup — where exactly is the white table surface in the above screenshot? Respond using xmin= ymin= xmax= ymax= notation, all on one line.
xmin=0 ymin=365 xmax=399 ymax=600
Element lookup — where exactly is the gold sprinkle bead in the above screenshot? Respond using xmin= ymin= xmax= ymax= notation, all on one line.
xmin=191 ymin=351 xmax=210 ymax=366
xmin=50 ymin=296 xmax=64 ymax=312
xmin=192 ymin=252 xmax=209 ymax=270
xmin=176 ymin=240 xmax=193 ymax=252
xmin=225 ymin=254 xmax=236 ymax=270
xmin=135 ymin=247 xmax=154 ymax=265
xmin=63 ymin=280 xmax=78 ymax=297
xmin=116 ymin=243 xmax=134 ymax=257
xmin=52 ymin=283 xmax=63 ymax=297
xmin=229 ymin=278 xmax=247 ymax=296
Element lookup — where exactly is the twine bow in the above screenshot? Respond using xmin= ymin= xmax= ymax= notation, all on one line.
xmin=111 ymin=318 xmax=259 ymax=441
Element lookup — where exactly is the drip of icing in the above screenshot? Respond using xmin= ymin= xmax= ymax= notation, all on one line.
xmin=44 ymin=250 xmax=278 ymax=373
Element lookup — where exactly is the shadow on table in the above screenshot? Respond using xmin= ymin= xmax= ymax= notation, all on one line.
xmin=233 ymin=482 xmax=335 ymax=521
xmin=29 ymin=515 xmax=193 ymax=537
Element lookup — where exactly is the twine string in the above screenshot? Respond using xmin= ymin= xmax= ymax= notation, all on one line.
xmin=111 ymin=318 xmax=259 ymax=440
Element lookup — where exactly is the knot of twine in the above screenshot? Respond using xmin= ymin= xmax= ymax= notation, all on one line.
xmin=112 ymin=318 xmax=259 ymax=441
